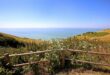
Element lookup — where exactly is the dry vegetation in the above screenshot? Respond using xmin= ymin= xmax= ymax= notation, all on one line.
xmin=56 ymin=70 xmax=110 ymax=75
xmin=0 ymin=29 xmax=110 ymax=75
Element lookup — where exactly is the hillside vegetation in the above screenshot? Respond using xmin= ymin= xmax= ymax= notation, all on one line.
xmin=0 ymin=32 xmax=49 ymax=48
xmin=76 ymin=29 xmax=110 ymax=42
xmin=0 ymin=29 xmax=110 ymax=75
xmin=0 ymin=32 xmax=50 ymax=56
xmin=0 ymin=29 xmax=110 ymax=49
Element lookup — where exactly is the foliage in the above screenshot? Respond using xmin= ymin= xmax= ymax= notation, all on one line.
xmin=0 ymin=29 xmax=110 ymax=74
xmin=0 ymin=67 xmax=13 ymax=75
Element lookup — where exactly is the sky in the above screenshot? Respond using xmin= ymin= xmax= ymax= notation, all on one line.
xmin=0 ymin=0 xmax=110 ymax=28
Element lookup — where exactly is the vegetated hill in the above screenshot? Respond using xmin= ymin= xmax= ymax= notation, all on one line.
xmin=0 ymin=29 xmax=110 ymax=48
xmin=97 ymin=29 xmax=110 ymax=41
xmin=0 ymin=32 xmax=48 ymax=48
xmin=101 ymin=29 xmax=110 ymax=33
xmin=0 ymin=29 xmax=110 ymax=74
xmin=76 ymin=29 xmax=110 ymax=42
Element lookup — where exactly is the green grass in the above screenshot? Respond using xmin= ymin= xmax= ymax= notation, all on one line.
xmin=81 ymin=32 xmax=109 ymax=37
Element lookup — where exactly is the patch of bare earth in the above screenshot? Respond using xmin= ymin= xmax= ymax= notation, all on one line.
xmin=56 ymin=69 xmax=110 ymax=75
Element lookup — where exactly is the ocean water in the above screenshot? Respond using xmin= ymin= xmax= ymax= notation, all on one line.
xmin=0 ymin=28 xmax=102 ymax=40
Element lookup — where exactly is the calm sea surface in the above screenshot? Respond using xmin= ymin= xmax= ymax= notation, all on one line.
xmin=0 ymin=28 xmax=102 ymax=40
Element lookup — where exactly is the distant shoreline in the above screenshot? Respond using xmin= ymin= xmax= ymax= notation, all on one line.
xmin=0 ymin=28 xmax=105 ymax=40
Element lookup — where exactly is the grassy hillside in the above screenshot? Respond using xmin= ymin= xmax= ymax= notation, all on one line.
xmin=0 ymin=29 xmax=110 ymax=75
xmin=0 ymin=32 xmax=25 ymax=48
xmin=0 ymin=29 xmax=110 ymax=57
xmin=0 ymin=29 xmax=110 ymax=48
xmin=0 ymin=32 xmax=48 ymax=48
xmin=75 ymin=29 xmax=110 ymax=42
xmin=0 ymin=32 xmax=50 ymax=56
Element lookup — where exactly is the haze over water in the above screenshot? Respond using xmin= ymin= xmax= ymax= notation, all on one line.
xmin=0 ymin=28 xmax=102 ymax=40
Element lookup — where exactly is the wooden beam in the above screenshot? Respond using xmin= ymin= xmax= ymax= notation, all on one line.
xmin=9 ymin=50 xmax=52 ymax=57
xmin=14 ymin=60 xmax=49 ymax=67
xmin=9 ymin=49 xmax=64 ymax=57
xmin=76 ymin=60 xmax=110 ymax=67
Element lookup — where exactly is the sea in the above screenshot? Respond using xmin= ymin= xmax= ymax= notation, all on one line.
xmin=0 ymin=28 xmax=103 ymax=40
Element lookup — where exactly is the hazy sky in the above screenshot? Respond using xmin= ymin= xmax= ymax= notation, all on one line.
xmin=0 ymin=0 xmax=110 ymax=28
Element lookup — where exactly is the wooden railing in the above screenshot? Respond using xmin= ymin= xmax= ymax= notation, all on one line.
xmin=9 ymin=50 xmax=52 ymax=57
xmin=1 ymin=49 xmax=110 ymax=74
xmin=67 ymin=49 xmax=110 ymax=67
xmin=1 ymin=49 xmax=63 ymax=67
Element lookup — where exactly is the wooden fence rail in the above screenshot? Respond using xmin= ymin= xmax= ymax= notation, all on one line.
xmin=7 ymin=49 xmax=110 ymax=58
xmin=9 ymin=49 xmax=64 ymax=57
xmin=14 ymin=60 xmax=49 ymax=67
xmin=75 ymin=60 xmax=110 ymax=67
xmin=9 ymin=50 xmax=52 ymax=57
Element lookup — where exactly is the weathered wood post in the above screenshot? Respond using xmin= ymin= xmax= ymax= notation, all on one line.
xmin=64 ymin=50 xmax=72 ymax=69
xmin=59 ymin=50 xmax=65 ymax=69
xmin=1 ymin=53 xmax=13 ymax=70
xmin=4 ymin=53 xmax=10 ymax=63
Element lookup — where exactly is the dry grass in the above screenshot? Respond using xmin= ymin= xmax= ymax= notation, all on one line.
xmin=95 ymin=29 xmax=110 ymax=42
xmin=97 ymin=34 xmax=110 ymax=42
xmin=101 ymin=29 xmax=110 ymax=33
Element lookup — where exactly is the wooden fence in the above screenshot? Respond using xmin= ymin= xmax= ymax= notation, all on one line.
xmin=1 ymin=49 xmax=110 ymax=67
xmin=1 ymin=49 xmax=110 ymax=74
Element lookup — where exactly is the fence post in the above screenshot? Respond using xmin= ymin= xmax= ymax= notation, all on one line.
xmin=3 ymin=53 xmax=10 ymax=63
xmin=1 ymin=53 xmax=13 ymax=70
xmin=59 ymin=51 xmax=65 ymax=69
